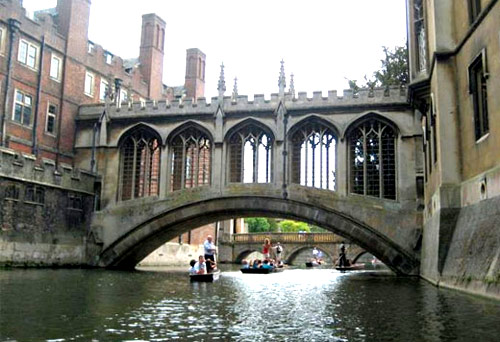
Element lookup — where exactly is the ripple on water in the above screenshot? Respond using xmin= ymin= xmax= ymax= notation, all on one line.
xmin=1 ymin=269 xmax=500 ymax=342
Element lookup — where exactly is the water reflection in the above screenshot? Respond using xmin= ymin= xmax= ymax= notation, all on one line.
xmin=0 ymin=268 xmax=499 ymax=342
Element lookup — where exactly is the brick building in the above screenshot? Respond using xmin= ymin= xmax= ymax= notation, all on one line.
xmin=0 ymin=0 xmax=206 ymax=165
xmin=0 ymin=0 xmax=210 ymax=265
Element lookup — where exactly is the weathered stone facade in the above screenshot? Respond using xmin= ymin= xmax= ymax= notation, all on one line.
xmin=407 ymin=0 xmax=500 ymax=298
xmin=0 ymin=146 xmax=96 ymax=266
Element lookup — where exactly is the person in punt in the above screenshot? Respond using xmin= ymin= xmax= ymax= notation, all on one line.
xmin=261 ymin=259 xmax=273 ymax=270
xmin=262 ymin=238 xmax=272 ymax=260
xmin=241 ymin=259 xmax=250 ymax=269
xmin=189 ymin=259 xmax=197 ymax=275
xmin=194 ymin=255 xmax=207 ymax=275
xmin=203 ymin=235 xmax=217 ymax=273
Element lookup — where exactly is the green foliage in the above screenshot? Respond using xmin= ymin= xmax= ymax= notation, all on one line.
xmin=246 ymin=217 xmax=273 ymax=233
xmin=309 ymin=225 xmax=329 ymax=233
xmin=278 ymin=220 xmax=310 ymax=233
xmin=347 ymin=45 xmax=408 ymax=90
xmin=245 ymin=218 xmax=329 ymax=233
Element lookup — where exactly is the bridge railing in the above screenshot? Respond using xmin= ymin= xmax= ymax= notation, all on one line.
xmin=231 ymin=233 xmax=343 ymax=244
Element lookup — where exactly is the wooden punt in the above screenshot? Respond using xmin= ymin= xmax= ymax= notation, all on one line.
xmin=240 ymin=267 xmax=284 ymax=274
xmin=189 ymin=269 xmax=221 ymax=282
xmin=335 ymin=264 xmax=365 ymax=271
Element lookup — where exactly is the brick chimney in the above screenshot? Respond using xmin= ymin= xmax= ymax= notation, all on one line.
xmin=184 ymin=48 xmax=206 ymax=100
xmin=56 ymin=0 xmax=90 ymax=59
xmin=138 ymin=14 xmax=165 ymax=100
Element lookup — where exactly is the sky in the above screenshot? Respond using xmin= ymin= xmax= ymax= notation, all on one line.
xmin=23 ymin=0 xmax=408 ymax=100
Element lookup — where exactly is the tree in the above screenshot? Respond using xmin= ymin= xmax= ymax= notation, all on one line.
xmin=347 ymin=45 xmax=408 ymax=91
xmin=278 ymin=220 xmax=310 ymax=233
xmin=246 ymin=217 xmax=276 ymax=233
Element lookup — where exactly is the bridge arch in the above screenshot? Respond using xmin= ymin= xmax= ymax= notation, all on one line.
xmin=96 ymin=195 xmax=419 ymax=275
xmin=285 ymin=246 xmax=334 ymax=265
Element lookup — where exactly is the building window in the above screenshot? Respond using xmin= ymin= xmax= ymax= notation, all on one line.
xmin=227 ymin=123 xmax=272 ymax=184
xmin=13 ymin=90 xmax=32 ymax=126
xmin=0 ymin=26 xmax=6 ymax=55
xmin=49 ymin=54 xmax=62 ymax=81
xmin=120 ymin=89 xmax=128 ymax=103
xmin=290 ymin=119 xmax=337 ymax=191
xmin=105 ymin=51 xmax=113 ymax=64
xmin=468 ymin=0 xmax=481 ymax=23
xmin=68 ymin=193 xmax=83 ymax=210
xmin=413 ymin=0 xmax=427 ymax=73
xmin=46 ymin=104 xmax=57 ymax=135
xmin=170 ymin=126 xmax=212 ymax=191
xmin=469 ymin=52 xmax=489 ymax=141
xmin=88 ymin=41 xmax=95 ymax=54
xmin=348 ymin=118 xmax=397 ymax=200
xmin=5 ymin=184 xmax=20 ymax=200
xmin=99 ymin=79 xmax=109 ymax=102
xmin=18 ymin=39 xmax=38 ymax=69
xmin=119 ymin=127 xmax=161 ymax=201
xmin=84 ymin=71 xmax=94 ymax=96
xmin=25 ymin=185 xmax=44 ymax=204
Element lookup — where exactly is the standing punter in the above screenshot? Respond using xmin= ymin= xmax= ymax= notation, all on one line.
xmin=204 ymin=235 xmax=217 ymax=273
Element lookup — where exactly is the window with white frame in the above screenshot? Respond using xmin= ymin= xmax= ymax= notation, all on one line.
xmin=13 ymin=90 xmax=32 ymax=126
xmin=99 ymin=79 xmax=109 ymax=102
xmin=105 ymin=51 xmax=113 ymax=64
xmin=120 ymin=89 xmax=128 ymax=103
xmin=87 ymin=41 xmax=95 ymax=54
xmin=0 ymin=26 xmax=6 ymax=55
xmin=18 ymin=39 xmax=38 ymax=69
xmin=49 ymin=54 xmax=62 ymax=81
xmin=46 ymin=103 xmax=57 ymax=135
xmin=84 ymin=71 xmax=94 ymax=96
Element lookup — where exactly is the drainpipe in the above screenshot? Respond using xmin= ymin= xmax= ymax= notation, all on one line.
xmin=32 ymin=35 xmax=45 ymax=156
xmin=55 ymin=28 xmax=70 ymax=168
xmin=1 ymin=18 xmax=21 ymax=147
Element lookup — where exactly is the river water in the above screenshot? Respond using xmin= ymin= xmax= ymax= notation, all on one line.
xmin=1 ymin=266 xmax=499 ymax=342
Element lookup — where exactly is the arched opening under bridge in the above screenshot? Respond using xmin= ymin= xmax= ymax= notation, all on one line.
xmin=96 ymin=196 xmax=419 ymax=275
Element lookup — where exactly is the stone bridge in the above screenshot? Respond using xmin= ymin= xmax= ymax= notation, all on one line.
xmin=75 ymin=70 xmax=423 ymax=275
xmin=218 ymin=233 xmax=366 ymax=265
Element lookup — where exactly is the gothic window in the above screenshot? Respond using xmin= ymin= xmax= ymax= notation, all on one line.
xmin=170 ymin=127 xmax=212 ymax=191
xmin=119 ymin=127 xmax=161 ymax=201
xmin=290 ymin=120 xmax=337 ymax=190
xmin=5 ymin=184 xmax=20 ymax=200
xmin=24 ymin=185 xmax=44 ymax=204
xmin=349 ymin=119 xmax=396 ymax=200
xmin=414 ymin=0 xmax=427 ymax=73
xmin=228 ymin=123 xmax=272 ymax=183
xmin=469 ymin=52 xmax=489 ymax=141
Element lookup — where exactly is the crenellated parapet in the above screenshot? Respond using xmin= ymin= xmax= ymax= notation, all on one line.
xmin=0 ymin=147 xmax=95 ymax=194
xmin=78 ymin=86 xmax=408 ymax=119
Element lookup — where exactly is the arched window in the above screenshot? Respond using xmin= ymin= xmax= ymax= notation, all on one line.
xmin=349 ymin=119 xmax=396 ymax=199
xmin=170 ymin=127 xmax=212 ymax=191
xmin=228 ymin=123 xmax=272 ymax=183
xmin=119 ymin=127 xmax=161 ymax=201
xmin=290 ymin=120 xmax=337 ymax=190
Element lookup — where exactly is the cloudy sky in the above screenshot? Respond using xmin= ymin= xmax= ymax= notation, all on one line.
xmin=23 ymin=0 xmax=407 ymax=100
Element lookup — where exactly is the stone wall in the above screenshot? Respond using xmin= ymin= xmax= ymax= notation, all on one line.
xmin=420 ymin=166 xmax=500 ymax=299
xmin=0 ymin=147 xmax=96 ymax=266
xmin=137 ymin=242 xmax=205 ymax=267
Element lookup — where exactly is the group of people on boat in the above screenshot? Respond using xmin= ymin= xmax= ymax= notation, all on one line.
xmin=309 ymin=246 xmax=324 ymax=266
xmin=189 ymin=235 xmax=218 ymax=275
xmin=241 ymin=238 xmax=285 ymax=270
